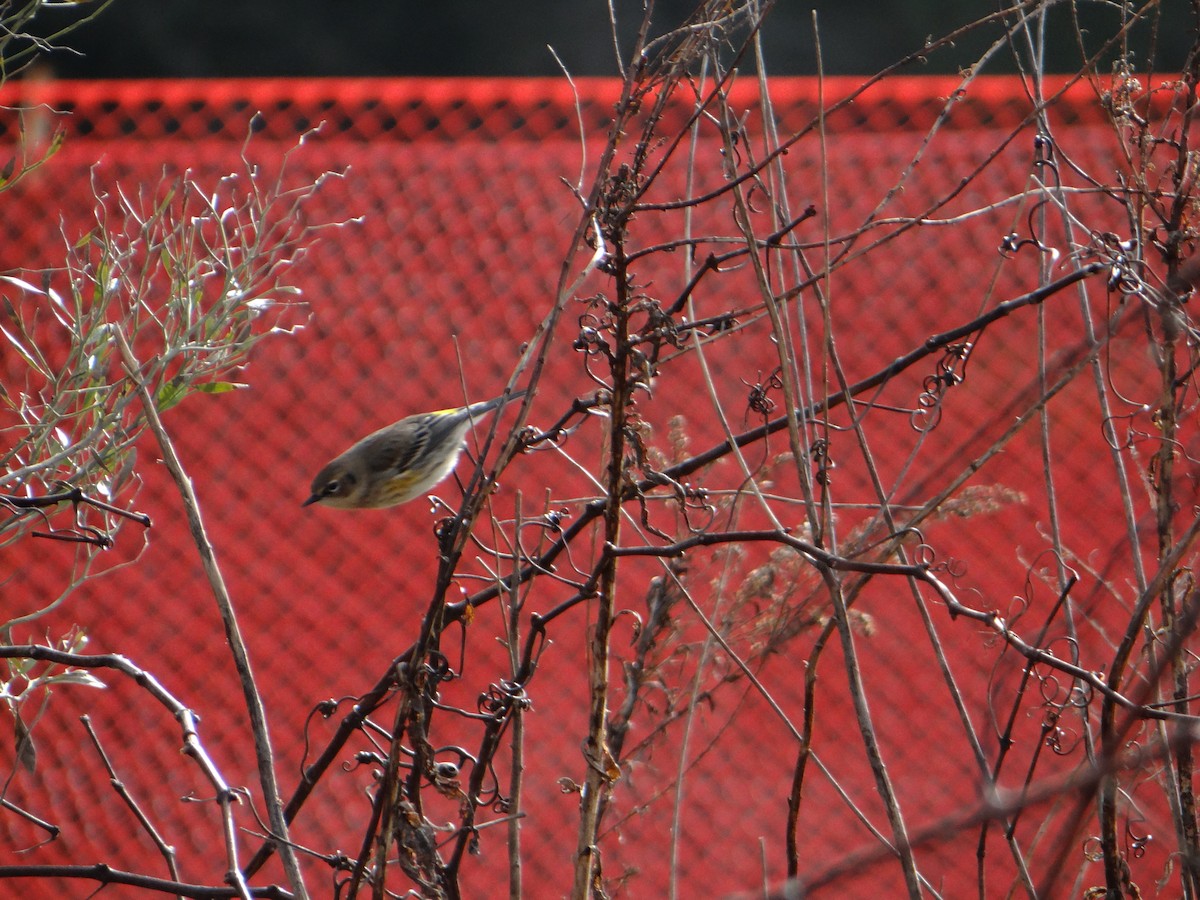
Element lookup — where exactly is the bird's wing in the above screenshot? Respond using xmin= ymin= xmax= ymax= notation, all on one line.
xmin=372 ymin=419 xmax=430 ymax=476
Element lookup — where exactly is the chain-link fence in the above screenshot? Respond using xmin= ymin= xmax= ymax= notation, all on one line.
xmin=0 ymin=75 xmax=1176 ymax=897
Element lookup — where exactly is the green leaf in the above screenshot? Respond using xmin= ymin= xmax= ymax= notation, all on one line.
xmin=0 ymin=323 xmax=52 ymax=379
xmin=49 ymin=671 xmax=106 ymax=690
xmin=155 ymin=379 xmax=189 ymax=412
xmin=0 ymin=274 xmax=47 ymax=296
xmin=46 ymin=126 xmax=67 ymax=158
xmin=196 ymin=381 xmax=246 ymax=395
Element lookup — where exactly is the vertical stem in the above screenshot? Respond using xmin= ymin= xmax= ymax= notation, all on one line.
xmin=1148 ymin=312 xmax=1199 ymax=897
xmin=571 ymin=242 xmax=631 ymax=899
xmin=821 ymin=569 xmax=921 ymax=897
xmin=507 ymin=496 xmax=526 ymax=900
xmin=114 ymin=330 xmax=308 ymax=900
xmin=1158 ymin=64 xmax=1200 ymax=900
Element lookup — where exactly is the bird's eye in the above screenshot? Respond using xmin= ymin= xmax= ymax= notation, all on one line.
xmin=323 ymin=472 xmax=357 ymax=497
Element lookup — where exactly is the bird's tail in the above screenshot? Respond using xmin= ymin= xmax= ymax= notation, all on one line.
xmin=465 ymin=388 xmax=528 ymax=418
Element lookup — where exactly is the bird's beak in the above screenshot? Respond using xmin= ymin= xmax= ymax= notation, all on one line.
xmin=301 ymin=494 xmax=321 ymax=508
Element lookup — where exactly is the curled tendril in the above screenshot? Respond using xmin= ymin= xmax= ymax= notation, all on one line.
xmin=909 ymin=544 xmax=969 ymax=606
xmin=543 ymin=507 xmax=571 ymax=531
xmin=1042 ymin=713 xmax=1080 ymax=756
xmin=743 ymin=367 xmax=783 ymax=419
xmin=476 ymin=760 xmax=508 ymax=813
xmin=491 ymin=790 xmax=512 ymax=816
xmin=999 ymin=589 xmax=1027 ymax=624
xmin=998 ymin=231 xmax=1055 ymax=260
xmin=1034 ymin=646 xmax=1091 ymax=754
xmin=1092 ymin=233 xmax=1144 ymax=295
xmin=911 ymin=341 xmax=973 ymax=433
xmin=914 ymin=543 xmax=938 ymax=567
xmin=910 ymin=398 xmax=943 ymax=433
xmin=720 ymin=124 xmax=746 ymax=169
xmin=1100 ymin=409 xmax=1152 ymax=450
xmin=931 ymin=555 xmax=967 ymax=580
xmin=998 ymin=198 xmax=1061 ymax=264
xmin=1126 ymin=817 xmax=1152 ymax=859
xmin=574 ymin=310 xmax=613 ymax=358
xmin=1032 ymin=131 xmax=1057 ymax=163
xmin=423 ymin=651 xmax=454 ymax=689
xmin=343 ymin=750 xmax=385 ymax=773
xmin=1048 ymin=635 xmax=1083 ymax=668
xmin=637 ymin=466 xmax=716 ymax=536
xmin=634 ymin=489 xmax=672 ymax=542
xmin=477 ymin=680 xmax=528 ymax=718
xmin=681 ymin=483 xmax=716 ymax=534
xmin=1038 ymin=672 xmax=1070 ymax=709
xmin=1107 ymin=256 xmax=1143 ymax=295
xmin=1067 ymin=681 xmax=1094 ymax=711
xmin=810 ymin=438 xmax=833 ymax=486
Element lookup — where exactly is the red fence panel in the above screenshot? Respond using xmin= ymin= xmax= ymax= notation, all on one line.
xmin=0 ymin=76 xmax=1171 ymax=898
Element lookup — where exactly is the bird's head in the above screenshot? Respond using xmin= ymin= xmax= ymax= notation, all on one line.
xmin=303 ymin=460 xmax=363 ymax=509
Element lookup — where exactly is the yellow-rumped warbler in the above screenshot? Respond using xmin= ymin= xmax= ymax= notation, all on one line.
xmin=302 ymin=390 xmax=527 ymax=510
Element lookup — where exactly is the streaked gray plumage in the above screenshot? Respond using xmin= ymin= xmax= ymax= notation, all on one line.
xmin=303 ymin=390 xmax=525 ymax=509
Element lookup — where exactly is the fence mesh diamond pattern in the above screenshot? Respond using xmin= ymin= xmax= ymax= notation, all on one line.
xmin=0 ymin=76 xmax=1176 ymax=897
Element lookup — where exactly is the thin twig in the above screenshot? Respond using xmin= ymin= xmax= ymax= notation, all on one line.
xmin=113 ymin=328 xmax=307 ymax=900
